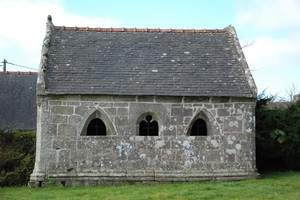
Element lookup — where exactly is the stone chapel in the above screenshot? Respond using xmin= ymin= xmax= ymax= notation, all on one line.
xmin=29 ymin=15 xmax=258 ymax=187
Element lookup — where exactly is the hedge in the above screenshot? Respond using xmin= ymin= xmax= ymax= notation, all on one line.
xmin=0 ymin=130 xmax=36 ymax=186
xmin=256 ymin=94 xmax=300 ymax=171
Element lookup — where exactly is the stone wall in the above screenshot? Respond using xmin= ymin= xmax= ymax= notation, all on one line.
xmin=29 ymin=95 xmax=257 ymax=187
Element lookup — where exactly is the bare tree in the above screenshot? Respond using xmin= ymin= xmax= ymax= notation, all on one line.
xmin=241 ymin=40 xmax=255 ymax=49
xmin=285 ymin=84 xmax=299 ymax=102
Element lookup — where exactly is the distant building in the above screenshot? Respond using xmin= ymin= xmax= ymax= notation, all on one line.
xmin=267 ymin=94 xmax=300 ymax=109
xmin=267 ymin=102 xmax=291 ymax=109
xmin=29 ymin=16 xmax=258 ymax=187
xmin=294 ymin=94 xmax=300 ymax=102
xmin=0 ymin=72 xmax=37 ymax=130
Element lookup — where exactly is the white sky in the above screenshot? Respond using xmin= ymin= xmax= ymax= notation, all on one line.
xmin=0 ymin=0 xmax=299 ymax=99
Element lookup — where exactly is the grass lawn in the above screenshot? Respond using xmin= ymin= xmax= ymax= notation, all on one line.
xmin=0 ymin=171 xmax=299 ymax=200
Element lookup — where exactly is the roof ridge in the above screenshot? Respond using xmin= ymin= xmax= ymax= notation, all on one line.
xmin=54 ymin=26 xmax=228 ymax=33
xmin=0 ymin=71 xmax=38 ymax=75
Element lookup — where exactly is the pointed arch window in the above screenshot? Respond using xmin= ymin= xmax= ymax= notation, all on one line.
xmin=190 ymin=118 xmax=207 ymax=136
xmin=139 ymin=115 xmax=158 ymax=136
xmin=87 ymin=118 xmax=106 ymax=136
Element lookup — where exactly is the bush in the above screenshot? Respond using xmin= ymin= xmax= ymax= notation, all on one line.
xmin=0 ymin=130 xmax=36 ymax=186
xmin=256 ymin=94 xmax=300 ymax=171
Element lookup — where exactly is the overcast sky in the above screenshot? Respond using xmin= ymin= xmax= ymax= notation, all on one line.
xmin=0 ymin=0 xmax=299 ymax=98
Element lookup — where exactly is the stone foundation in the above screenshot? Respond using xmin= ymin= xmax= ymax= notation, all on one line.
xmin=29 ymin=170 xmax=258 ymax=187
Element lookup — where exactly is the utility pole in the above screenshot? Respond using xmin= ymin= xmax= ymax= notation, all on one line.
xmin=3 ymin=59 xmax=7 ymax=72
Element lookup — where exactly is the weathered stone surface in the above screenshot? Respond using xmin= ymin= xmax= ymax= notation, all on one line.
xmin=51 ymin=106 xmax=73 ymax=115
xmin=115 ymin=115 xmax=129 ymax=126
xmin=224 ymin=116 xmax=243 ymax=132
xmin=217 ymin=109 xmax=230 ymax=117
xmin=104 ymin=108 xmax=116 ymax=115
xmin=58 ymin=124 xmax=77 ymax=137
xmin=156 ymin=96 xmax=182 ymax=103
xmin=49 ymin=100 xmax=62 ymax=106
xmin=30 ymin=95 xmax=258 ymax=187
xmin=44 ymin=123 xmax=57 ymax=136
xmin=67 ymin=101 xmax=80 ymax=106
xmin=117 ymin=108 xmax=128 ymax=115
xmin=171 ymin=107 xmax=192 ymax=117
xmin=210 ymin=97 xmax=230 ymax=103
xmin=170 ymin=116 xmax=183 ymax=125
xmin=75 ymin=106 xmax=88 ymax=115
xmin=184 ymin=97 xmax=209 ymax=103
xmin=52 ymin=115 xmax=68 ymax=124
xmin=68 ymin=115 xmax=82 ymax=124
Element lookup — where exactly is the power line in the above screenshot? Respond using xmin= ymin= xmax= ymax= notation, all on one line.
xmin=4 ymin=61 xmax=38 ymax=71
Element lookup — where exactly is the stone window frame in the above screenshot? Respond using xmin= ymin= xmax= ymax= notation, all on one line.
xmin=78 ymin=108 xmax=116 ymax=136
xmin=137 ymin=112 xmax=160 ymax=136
xmin=186 ymin=108 xmax=219 ymax=136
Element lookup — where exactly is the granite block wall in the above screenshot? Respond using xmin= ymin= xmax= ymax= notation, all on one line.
xmin=29 ymin=95 xmax=258 ymax=187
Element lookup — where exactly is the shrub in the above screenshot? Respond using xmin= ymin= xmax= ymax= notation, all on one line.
xmin=0 ymin=130 xmax=36 ymax=186
xmin=256 ymin=94 xmax=300 ymax=171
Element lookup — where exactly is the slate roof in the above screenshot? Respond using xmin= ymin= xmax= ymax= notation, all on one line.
xmin=42 ymin=18 xmax=256 ymax=98
xmin=0 ymin=72 xmax=37 ymax=130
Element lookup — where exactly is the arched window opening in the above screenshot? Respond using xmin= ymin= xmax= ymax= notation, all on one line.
xmin=139 ymin=115 xmax=158 ymax=136
xmin=87 ymin=118 xmax=106 ymax=136
xmin=191 ymin=118 xmax=207 ymax=136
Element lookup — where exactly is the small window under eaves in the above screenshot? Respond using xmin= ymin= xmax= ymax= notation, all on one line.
xmin=87 ymin=118 xmax=106 ymax=136
xmin=139 ymin=115 xmax=159 ymax=136
xmin=190 ymin=118 xmax=207 ymax=136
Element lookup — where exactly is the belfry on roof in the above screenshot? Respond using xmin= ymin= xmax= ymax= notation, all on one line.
xmin=29 ymin=15 xmax=258 ymax=187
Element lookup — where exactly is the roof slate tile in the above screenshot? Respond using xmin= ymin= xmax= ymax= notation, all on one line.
xmin=44 ymin=26 xmax=256 ymax=97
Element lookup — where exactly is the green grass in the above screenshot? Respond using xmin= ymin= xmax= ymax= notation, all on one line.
xmin=0 ymin=172 xmax=299 ymax=200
